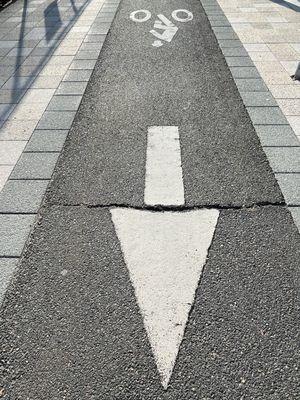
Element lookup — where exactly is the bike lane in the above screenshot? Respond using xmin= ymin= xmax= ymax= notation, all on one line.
xmin=1 ymin=0 xmax=299 ymax=399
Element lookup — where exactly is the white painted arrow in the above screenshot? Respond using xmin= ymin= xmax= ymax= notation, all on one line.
xmin=110 ymin=126 xmax=219 ymax=389
xmin=111 ymin=208 xmax=218 ymax=388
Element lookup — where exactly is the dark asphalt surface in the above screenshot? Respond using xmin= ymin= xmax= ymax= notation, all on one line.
xmin=46 ymin=0 xmax=282 ymax=207
xmin=1 ymin=206 xmax=299 ymax=399
xmin=1 ymin=0 xmax=299 ymax=399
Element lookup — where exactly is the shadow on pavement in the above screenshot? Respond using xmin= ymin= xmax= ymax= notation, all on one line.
xmin=0 ymin=0 xmax=91 ymax=121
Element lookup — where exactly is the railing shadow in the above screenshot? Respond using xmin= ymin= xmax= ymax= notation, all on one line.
xmin=269 ymin=0 xmax=300 ymax=12
xmin=0 ymin=0 xmax=92 ymax=122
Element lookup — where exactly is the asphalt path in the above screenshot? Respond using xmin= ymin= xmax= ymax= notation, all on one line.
xmin=1 ymin=0 xmax=299 ymax=398
xmin=46 ymin=0 xmax=282 ymax=207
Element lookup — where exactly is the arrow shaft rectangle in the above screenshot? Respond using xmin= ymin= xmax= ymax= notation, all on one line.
xmin=144 ymin=126 xmax=184 ymax=206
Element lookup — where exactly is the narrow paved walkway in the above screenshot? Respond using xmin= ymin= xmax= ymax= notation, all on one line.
xmin=0 ymin=0 xmax=299 ymax=399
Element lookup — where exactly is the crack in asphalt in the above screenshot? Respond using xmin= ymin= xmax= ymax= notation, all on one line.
xmin=44 ymin=200 xmax=286 ymax=212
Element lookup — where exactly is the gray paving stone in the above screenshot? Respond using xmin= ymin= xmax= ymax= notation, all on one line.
xmin=230 ymin=67 xmax=260 ymax=79
xmin=84 ymin=34 xmax=106 ymax=43
xmin=17 ymin=39 xmax=41 ymax=48
xmin=89 ymin=26 xmax=110 ymax=35
xmin=215 ymin=32 xmax=238 ymax=40
xmin=207 ymin=15 xmax=231 ymax=21
xmin=0 ymin=56 xmax=27 ymax=66
xmin=0 ymin=74 xmax=10 ymax=86
xmin=247 ymin=107 xmax=287 ymax=125
xmin=221 ymin=47 xmax=248 ymax=57
xmin=210 ymin=20 xmax=231 ymax=27
xmin=0 ymin=65 xmax=16 ymax=76
xmin=37 ymin=39 xmax=62 ymax=48
xmin=55 ymin=81 xmax=87 ymax=95
xmin=0 ymin=258 xmax=18 ymax=306
xmin=30 ymin=46 xmax=56 ymax=56
xmin=20 ymin=55 xmax=48 ymax=66
xmin=0 ymin=103 xmax=16 ymax=120
xmin=69 ymin=59 xmax=97 ymax=69
xmin=240 ymin=92 xmax=277 ymax=107
xmin=10 ymin=152 xmax=60 ymax=179
xmin=256 ymin=125 xmax=299 ymax=146
xmin=218 ymin=40 xmax=243 ymax=48
xmin=0 ymin=179 xmax=49 ymax=213
xmin=2 ymin=76 xmax=33 ymax=89
xmin=25 ymin=28 xmax=46 ymax=40
xmin=0 ymin=41 xmax=18 ymax=48
xmin=264 ymin=147 xmax=300 ymax=172
xmin=94 ymin=17 xmax=114 ymax=23
xmin=74 ymin=50 xmax=100 ymax=60
xmin=80 ymin=43 xmax=103 ymax=52
xmin=0 ymin=214 xmax=36 ymax=257
xmin=0 ymin=89 xmax=26 ymax=104
xmin=225 ymin=57 xmax=254 ymax=67
xmin=0 ymin=48 xmax=11 ymax=57
xmin=205 ymin=8 xmax=223 ymax=14
xmin=235 ymin=78 xmax=268 ymax=92
xmin=14 ymin=64 xmax=44 ymax=76
xmin=62 ymin=69 xmax=92 ymax=82
xmin=289 ymin=207 xmax=300 ymax=232
xmin=36 ymin=111 xmax=76 ymax=129
xmin=275 ymin=174 xmax=300 ymax=205
xmin=7 ymin=47 xmax=34 ymax=57
xmin=47 ymin=95 xmax=82 ymax=111
xmin=25 ymin=129 xmax=68 ymax=152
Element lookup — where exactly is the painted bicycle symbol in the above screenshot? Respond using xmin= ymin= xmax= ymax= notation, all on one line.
xmin=130 ymin=9 xmax=193 ymax=48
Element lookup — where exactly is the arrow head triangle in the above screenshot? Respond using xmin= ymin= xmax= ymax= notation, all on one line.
xmin=110 ymin=208 xmax=219 ymax=389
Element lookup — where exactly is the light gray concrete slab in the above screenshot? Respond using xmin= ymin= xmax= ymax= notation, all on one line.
xmin=36 ymin=111 xmax=76 ymax=130
xmin=74 ymin=50 xmax=100 ymax=60
xmin=10 ymin=152 xmax=60 ymax=179
xmin=221 ymin=47 xmax=248 ymax=57
xmin=289 ymin=207 xmax=300 ymax=231
xmin=25 ymin=130 xmax=68 ymax=152
xmin=215 ymin=32 xmax=238 ymax=40
xmin=0 ymin=214 xmax=36 ymax=257
xmin=84 ymin=34 xmax=106 ymax=43
xmin=55 ymin=82 xmax=87 ymax=95
xmin=80 ymin=43 xmax=103 ymax=52
xmin=47 ymin=96 xmax=82 ymax=111
xmin=0 ymin=258 xmax=18 ymax=306
xmin=240 ymin=92 xmax=277 ymax=107
xmin=0 ymin=90 xmax=26 ymax=104
xmin=247 ymin=107 xmax=287 ymax=125
xmin=256 ymin=125 xmax=299 ymax=146
xmin=69 ymin=60 xmax=97 ymax=69
xmin=225 ymin=57 xmax=255 ymax=67
xmin=229 ymin=67 xmax=260 ymax=79
xmin=218 ymin=39 xmax=243 ymax=48
xmin=0 ymin=180 xmax=49 ymax=213
xmin=264 ymin=147 xmax=300 ymax=172
xmin=210 ymin=20 xmax=231 ymax=27
xmin=275 ymin=174 xmax=300 ymax=205
xmin=62 ymin=69 xmax=92 ymax=82
xmin=235 ymin=78 xmax=268 ymax=92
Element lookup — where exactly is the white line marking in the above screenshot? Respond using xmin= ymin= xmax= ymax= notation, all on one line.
xmin=144 ymin=126 xmax=184 ymax=206
xmin=130 ymin=9 xmax=151 ymax=23
xmin=110 ymin=208 xmax=219 ymax=389
xmin=172 ymin=9 xmax=193 ymax=22
xmin=129 ymin=10 xmax=193 ymax=47
xmin=150 ymin=15 xmax=178 ymax=46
